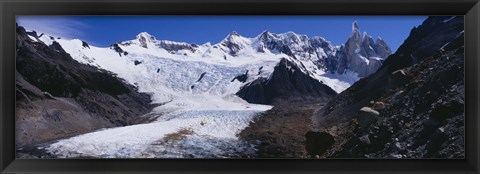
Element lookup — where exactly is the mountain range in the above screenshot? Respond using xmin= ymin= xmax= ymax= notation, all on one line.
xmin=26 ymin=21 xmax=391 ymax=96
xmin=16 ymin=21 xmax=397 ymax=158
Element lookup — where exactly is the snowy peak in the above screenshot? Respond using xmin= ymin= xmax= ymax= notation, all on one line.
xmin=136 ymin=32 xmax=156 ymax=41
xmin=257 ymin=30 xmax=276 ymax=42
xmin=258 ymin=30 xmax=272 ymax=37
xmin=118 ymin=31 xmax=157 ymax=49
xmin=222 ymin=31 xmax=247 ymax=43
xmin=220 ymin=31 xmax=251 ymax=56
xmin=228 ymin=31 xmax=240 ymax=37
xmin=135 ymin=32 xmax=157 ymax=48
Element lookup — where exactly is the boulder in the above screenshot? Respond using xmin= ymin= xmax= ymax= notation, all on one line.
xmin=359 ymin=134 xmax=371 ymax=145
xmin=372 ymin=102 xmax=386 ymax=110
xmin=390 ymin=69 xmax=409 ymax=87
xmin=305 ymin=131 xmax=335 ymax=157
xmin=357 ymin=107 xmax=380 ymax=128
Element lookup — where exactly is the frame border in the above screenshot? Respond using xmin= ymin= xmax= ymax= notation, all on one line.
xmin=1 ymin=0 xmax=479 ymax=173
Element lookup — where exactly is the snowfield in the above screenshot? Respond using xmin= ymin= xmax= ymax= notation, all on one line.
xmin=36 ymin=31 xmax=361 ymax=158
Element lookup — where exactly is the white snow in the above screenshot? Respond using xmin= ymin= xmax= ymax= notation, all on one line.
xmin=27 ymin=35 xmax=38 ymax=42
xmin=359 ymin=55 xmax=370 ymax=65
xmin=369 ymin=57 xmax=383 ymax=61
xmin=37 ymin=34 xmax=54 ymax=45
xmin=316 ymin=70 xmax=360 ymax=93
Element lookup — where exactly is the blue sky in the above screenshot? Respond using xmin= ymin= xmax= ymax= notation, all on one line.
xmin=17 ymin=16 xmax=427 ymax=52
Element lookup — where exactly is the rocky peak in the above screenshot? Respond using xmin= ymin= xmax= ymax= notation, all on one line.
xmin=236 ymin=58 xmax=337 ymax=105
xmin=350 ymin=21 xmax=362 ymax=43
xmin=309 ymin=36 xmax=334 ymax=50
xmin=338 ymin=21 xmax=392 ymax=77
xmin=229 ymin=31 xmax=240 ymax=37
xmin=135 ymin=32 xmax=157 ymax=48
xmin=375 ymin=37 xmax=389 ymax=50
xmin=222 ymin=31 xmax=245 ymax=43
xmin=136 ymin=32 xmax=156 ymax=41
xmin=279 ymin=32 xmax=309 ymax=46
xmin=221 ymin=31 xmax=247 ymax=56
xmin=352 ymin=21 xmax=360 ymax=32
xmin=374 ymin=37 xmax=392 ymax=58
xmin=257 ymin=30 xmax=275 ymax=41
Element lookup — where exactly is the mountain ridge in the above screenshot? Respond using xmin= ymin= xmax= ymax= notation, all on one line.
xmin=28 ymin=21 xmax=392 ymax=96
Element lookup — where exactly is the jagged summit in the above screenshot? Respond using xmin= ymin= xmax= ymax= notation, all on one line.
xmin=111 ymin=23 xmax=391 ymax=78
xmin=352 ymin=20 xmax=360 ymax=31
xmin=136 ymin=32 xmax=155 ymax=39
xmin=222 ymin=31 xmax=246 ymax=42
xmin=333 ymin=21 xmax=393 ymax=77
xmin=257 ymin=30 xmax=274 ymax=39
xmin=229 ymin=31 xmax=240 ymax=37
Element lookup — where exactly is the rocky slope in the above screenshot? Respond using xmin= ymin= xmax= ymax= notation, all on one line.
xmin=15 ymin=25 xmax=155 ymax=148
xmin=308 ymin=16 xmax=464 ymax=158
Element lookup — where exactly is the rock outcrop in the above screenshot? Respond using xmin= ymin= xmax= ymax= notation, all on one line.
xmin=332 ymin=21 xmax=392 ymax=77
xmin=236 ymin=58 xmax=337 ymax=105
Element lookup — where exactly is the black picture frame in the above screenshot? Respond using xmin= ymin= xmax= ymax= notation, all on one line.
xmin=1 ymin=0 xmax=479 ymax=173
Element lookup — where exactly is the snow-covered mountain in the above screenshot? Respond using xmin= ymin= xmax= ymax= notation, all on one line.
xmin=22 ymin=22 xmax=392 ymax=158
xmin=29 ymin=21 xmax=390 ymax=95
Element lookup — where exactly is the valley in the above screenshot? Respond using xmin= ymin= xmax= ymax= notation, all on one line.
xmin=15 ymin=16 xmax=464 ymax=158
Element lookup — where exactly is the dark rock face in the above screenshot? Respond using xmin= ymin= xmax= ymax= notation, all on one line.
xmin=231 ymin=70 xmax=248 ymax=83
xmin=15 ymin=25 xmax=155 ymax=147
xmin=111 ymin=43 xmax=128 ymax=57
xmin=236 ymin=77 xmax=269 ymax=104
xmin=134 ymin=60 xmax=142 ymax=65
xmin=158 ymin=40 xmax=197 ymax=53
xmin=196 ymin=72 xmax=207 ymax=82
xmin=311 ymin=16 xmax=464 ymax=158
xmin=81 ymin=41 xmax=90 ymax=49
xmin=236 ymin=58 xmax=337 ymax=105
